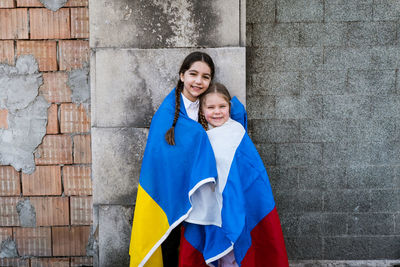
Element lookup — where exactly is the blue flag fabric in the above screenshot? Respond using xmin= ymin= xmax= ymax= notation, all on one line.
xmin=129 ymin=89 xmax=247 ymax=266
xmin=182 ymin=118 xmax=285 ymax=266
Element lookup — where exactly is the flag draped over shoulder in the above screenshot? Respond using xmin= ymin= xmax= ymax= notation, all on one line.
xmin=129 ymin=88 xmax=247 ymax=266
xmin=180 ymin=119 xmax=289 ymax=267
xmin=129 ymin=89 xmax=218 ymax=267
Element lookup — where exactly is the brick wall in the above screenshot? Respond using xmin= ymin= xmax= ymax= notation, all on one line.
xmin=0 ymin=0 xmax=92 ymax=266
xmin=247 ymin=0 xmax=400 ymax=262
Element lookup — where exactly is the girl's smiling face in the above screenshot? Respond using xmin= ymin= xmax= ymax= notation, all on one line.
xmin=180 ymin=61 xmax=212 ymax=102
xmin=201 ymin=92 xmax=230 ymax=128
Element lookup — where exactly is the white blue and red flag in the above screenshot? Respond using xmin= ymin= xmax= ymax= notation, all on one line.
xmin=180 ymin=119 xmax=289 ymax=267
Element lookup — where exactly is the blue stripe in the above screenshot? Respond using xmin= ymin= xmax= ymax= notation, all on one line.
xmin=184 ymin=133 xmax=276 ymax=264
xmin=139 ymin=89 xmax=248 ymax=226
xmin=139 ymin=89 xmax=217 ymax=225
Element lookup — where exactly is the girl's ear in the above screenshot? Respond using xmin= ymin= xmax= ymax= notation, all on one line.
xmin=180 ymin=72 xmax=184 ymax=82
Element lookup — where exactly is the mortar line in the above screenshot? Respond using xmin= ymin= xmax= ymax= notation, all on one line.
xmin=68 ymin=192 xmax=72 ymax=226
xmin=239 ymin=0 xmax=242 ymax=46
xmin=60 ymin=164 xmax=65 ymax=197
xmin=13 ymin=40 xmax=16 ymax=66
xmin=27 ymin=7 xmax=30 ymax=40
xmin=372 ymin=0 xmax=375 ymax=21
xmin=69 ymin=5 xmax=72 ymax=40
xmin=56 ymin=40 xmax=60 ymax=70
xmin=19 ymin=170 xmax=22 ymax=197
xmin=70 ymin=133 xmax=75 ymax=184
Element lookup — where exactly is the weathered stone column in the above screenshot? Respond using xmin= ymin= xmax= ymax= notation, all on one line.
xmin=90 ymin=1 xmax=246 ymax=266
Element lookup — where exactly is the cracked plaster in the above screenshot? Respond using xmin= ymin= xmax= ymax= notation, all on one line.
xmin=39 ymin=0 xmax=67 ymax=11
xmin=0 ymin=238 xmax=18 ymax=258
xmin=16 ymin=199 xmax=36 ymax=227
xmin=0 ymin=55 xmax=50 ymax=174
xmin=90 ymin=0 xmax=230 ymax=48
xmin=146 ymin=0 xmax=200 ymax=47
xmin=86 ymin=225 xmax=98 ymax=257
xmin=68 ymin=66 xmax=90 ymax=115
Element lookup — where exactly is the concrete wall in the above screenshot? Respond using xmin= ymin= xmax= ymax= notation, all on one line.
xmin=246 ymin=0 xmax=400 ymax=264
xmin=90 ymin=0 xmax=246 ymax=266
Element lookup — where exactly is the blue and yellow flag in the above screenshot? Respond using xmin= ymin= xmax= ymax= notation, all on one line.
xmin=129 ymin=89 xmax=218 ymax=266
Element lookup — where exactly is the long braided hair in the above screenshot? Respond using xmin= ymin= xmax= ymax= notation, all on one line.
xmin=165 ymin=52 xmax=215 ymax=145
xmin=198 ymin=83 xmax=232 ymax=130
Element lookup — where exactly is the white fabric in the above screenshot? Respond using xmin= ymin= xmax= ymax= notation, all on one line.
xmin=186 ymin=118 xmax=245 ymax=227
xmin=182 ymin=93 xmax=199 ymax=121
xmin=207 ymin=118 xmax=245 ymax=194
xmin=185 ymin=180 xmax=222 ymax=226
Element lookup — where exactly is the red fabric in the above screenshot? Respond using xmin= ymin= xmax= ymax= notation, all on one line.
xmin=179 ymin=226 xmax=208 ymax=267
xmin=179 ymin=208 xmax=288 ymax=267
xmin=241 ymin=207 xmax=289 ymax=267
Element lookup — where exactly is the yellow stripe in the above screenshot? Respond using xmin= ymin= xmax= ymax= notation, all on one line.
xmin=130 ymin=184 xmax=169 ymax=266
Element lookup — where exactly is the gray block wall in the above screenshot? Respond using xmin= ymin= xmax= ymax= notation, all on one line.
xmin=90 ymin=0 xmax=246 ymax=266
xmin=247 ymin=0 xmax=400 ymax=263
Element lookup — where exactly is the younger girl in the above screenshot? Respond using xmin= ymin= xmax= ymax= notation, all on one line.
xmin=180 ymin=83 xmax=289 ymax=267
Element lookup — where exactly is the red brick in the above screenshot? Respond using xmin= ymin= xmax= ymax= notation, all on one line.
xmin=0 ymin=0 xmax=15 ymax=8
xmin=70 ymin=196 xmax=92 ymax=225
xmin=39 ymin=72 xmax=72 ymax=103
xmin=73 ymin=135 xmax=91 ymax=164
xmin=0 ymin=40 xmax=14 ymax=65
xmin=16 ymin=0 xmax=42 ymax=7
xmin=30 ymin=197 xmax=69 ymax=226
xmin=60 ymin=103 xmax=90 ymax=133
xmin=31 ymin=258 xmax=69 ymax=267
xmin=0 ymin=166 xmax=21 ymax=196
xmin=46 ymin=104 xmax=59 ymax=134
xmin=71 ymin=8 xmax=89 ymax=39
xmin=71 ymin=257 xmax=93 ymax=266
xmin=59 ymin=40 xmax=89 ymax=70
xmin=0 ymin=109 xmax=8 ymax=129
xmin=0 ymin=197 xmax=21 ymax=226
xmin=0 ymin=227 xmax=12 ymax=244
xmin=35 ymin=135 xmax=73 ymax=165
xmin=13 ymin=227 xmax=51 ymax=256
xmin=22 ymin=166 xmax=61 ymax=196
xmin=63 ymin=166 xmax=92 ymax=196
xmin=30 ymin=8 xmax=70 ymax=40
xmin=65 ymin=0 xmax=88 ymax=7
xmin=0 ymin=258 xmax=29 ymax=267
xmin=0 ymin=9 xmax=28 ymax=39
xmin=52 ymin=226 xmax=90 ymax=256
xmin=17 ymin=41 xmax=57 ymax=71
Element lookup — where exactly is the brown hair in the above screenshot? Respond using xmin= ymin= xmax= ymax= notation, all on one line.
xmin=198 ymin=83 xmax=232 ymax=130
xmin=165 ymin=52 xmax=215 ymax=145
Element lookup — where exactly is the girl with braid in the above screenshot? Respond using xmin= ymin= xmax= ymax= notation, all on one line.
xmin=129 ymin=52 xmax=247 ymax=267
xmin=162 ymin=52 xmax=213 ymax=266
